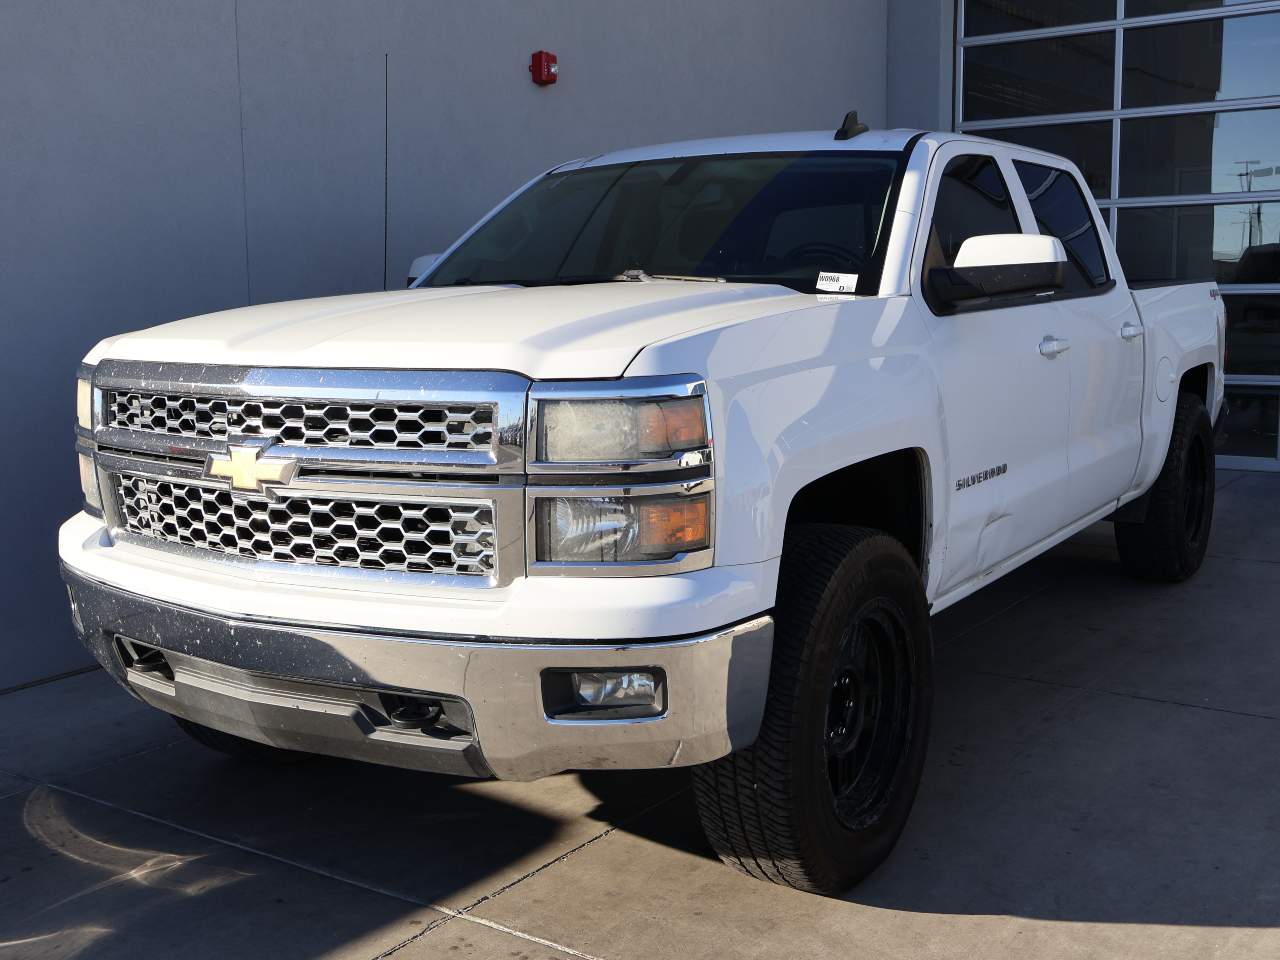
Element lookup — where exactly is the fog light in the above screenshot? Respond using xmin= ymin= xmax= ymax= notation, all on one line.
xmin=572 ymin=671 xmax=657 ymax=707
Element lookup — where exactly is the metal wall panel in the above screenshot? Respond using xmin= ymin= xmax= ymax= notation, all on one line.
xmin=0 ymin=0 xmax=246 ymax=689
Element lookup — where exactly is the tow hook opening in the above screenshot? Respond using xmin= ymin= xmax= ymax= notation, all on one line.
xmin=376 ymin=692 xmax=472 ymax=739
xmin=114 ymin=635 xmax=174 ymax=682
xmin=380 ymin=693 xmax=443 ymax=729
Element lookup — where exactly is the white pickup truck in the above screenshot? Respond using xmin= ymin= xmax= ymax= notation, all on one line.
xmin=62 ymin=123 xmax=1224 ymax=894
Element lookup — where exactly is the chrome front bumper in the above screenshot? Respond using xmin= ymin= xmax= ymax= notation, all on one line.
xmin=62 ymin=566 xmax=773 ymax=781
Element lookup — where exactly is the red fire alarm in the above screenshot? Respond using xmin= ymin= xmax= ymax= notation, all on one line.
xmin=530 ymin=50 xmax=558 ymax=85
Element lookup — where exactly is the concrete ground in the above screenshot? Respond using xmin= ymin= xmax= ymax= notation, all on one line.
xmin=2 ymin=470 xmax=1277 ymax=960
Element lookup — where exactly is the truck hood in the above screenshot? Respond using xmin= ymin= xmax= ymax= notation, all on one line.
xmin=87 ymin=282 xmax=810 ymax=379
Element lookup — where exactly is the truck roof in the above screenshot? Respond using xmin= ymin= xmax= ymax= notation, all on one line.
xmin=564 ymin=129 xmax=926 ymax=171
xmin=561 ymin=129 xmax=1064 ymax=172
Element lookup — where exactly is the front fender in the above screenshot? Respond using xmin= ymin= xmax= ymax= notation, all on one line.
xmin=627 ymin=296 xmax=946 ymax=596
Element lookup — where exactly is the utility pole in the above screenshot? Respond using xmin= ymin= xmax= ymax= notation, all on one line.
xmin=1234 ymin=160 xmax=1263 ymax=250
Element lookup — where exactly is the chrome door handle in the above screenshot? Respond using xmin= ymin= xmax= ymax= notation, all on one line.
xmin=1039 ymin=336 xmax=1071 ymax=358
xmin=1120 ymin=322 xmax=1144 ymax=341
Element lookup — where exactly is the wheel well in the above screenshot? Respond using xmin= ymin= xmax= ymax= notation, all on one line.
xmin=1180 ymin=363 xmax=1212 ymax=404
xmin=785 ymin=449 xmax=929 ymax=573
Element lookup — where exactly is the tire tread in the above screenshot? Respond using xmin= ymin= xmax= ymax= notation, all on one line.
xmin=1116 ymin=392 xmax=1214 ymax=582
xmin=693 ymin=524 xmax=924 ymax=893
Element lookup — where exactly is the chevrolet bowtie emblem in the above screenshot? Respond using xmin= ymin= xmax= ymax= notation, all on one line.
xmin=206 ymin=442 xmax=297 ymax=493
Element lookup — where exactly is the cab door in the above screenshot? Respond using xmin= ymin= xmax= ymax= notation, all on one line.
xmin=915 ymin=146 xmax=1072 ymax=595
xmin=1009 ymin=157 xmax=1144 ymax=516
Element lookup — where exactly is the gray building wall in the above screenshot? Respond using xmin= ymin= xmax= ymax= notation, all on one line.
xmin=1 ymin=0 xmax=950 ymax=689
xmin=887 ymin=0 xmax=956 ymax=130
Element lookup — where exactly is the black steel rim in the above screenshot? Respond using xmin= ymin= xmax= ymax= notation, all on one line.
xmin=825 ymin=598 xmax=913 ymax=831
xmin=1183 ymin=432 xmax=1208 ymax=547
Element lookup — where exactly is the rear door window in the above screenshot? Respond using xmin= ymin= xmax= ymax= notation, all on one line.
xmin=1013 ymin=160 xmax=1110 ymax=291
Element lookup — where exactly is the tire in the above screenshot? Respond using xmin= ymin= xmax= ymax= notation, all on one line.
xmin=692 ymin=525 xmax=933 ymax=895
xmin=1115 ymin=391 xmax=1215 ymax=583
xmin=174 ymin=717 xmax=306 ymax=763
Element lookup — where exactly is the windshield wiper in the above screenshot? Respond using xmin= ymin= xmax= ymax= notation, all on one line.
xmin=523 ymin=274 xmax=629 ymax=287
xmin=615 ymin=269 xmax=726 ymax=283
xmin=439 ymin=271 xmax=729 ymax=289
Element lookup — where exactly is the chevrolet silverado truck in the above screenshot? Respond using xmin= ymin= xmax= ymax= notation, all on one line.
xmin=61 ymin=123 xmax=1224 ymax=895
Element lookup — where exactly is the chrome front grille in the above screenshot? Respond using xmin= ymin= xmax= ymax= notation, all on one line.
xmin=115 ymin=474 xmax=497 ymax=577
xmin=106 ymin=390 xmax=495 ymax=451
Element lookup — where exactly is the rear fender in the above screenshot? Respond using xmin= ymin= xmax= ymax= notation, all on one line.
xmin=1126 ymin=283 xmax=1224 ymax=500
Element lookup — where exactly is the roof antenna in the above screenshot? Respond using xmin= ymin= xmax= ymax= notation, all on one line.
xmin=834 ymin=110 xmax=870 ymax=141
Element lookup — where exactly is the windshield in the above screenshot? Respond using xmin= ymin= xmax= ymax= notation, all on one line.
xmin=423 ymin=151 xmax=904 ymax=295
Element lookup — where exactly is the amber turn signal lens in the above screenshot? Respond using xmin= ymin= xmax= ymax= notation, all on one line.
xmin=637 ymin=397 xmax=707 ymax=456
xmin=639 ymin=496 xmax=709 ymax=552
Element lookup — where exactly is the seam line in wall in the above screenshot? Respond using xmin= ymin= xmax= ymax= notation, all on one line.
xmin=383 ymin=53 xmax=389 ymax=293
xmin=233 ymin=0 xmax=252 ymax=305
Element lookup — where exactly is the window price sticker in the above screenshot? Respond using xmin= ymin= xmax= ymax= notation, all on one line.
xmin=816 ymin=271 xmax=859 ymax=293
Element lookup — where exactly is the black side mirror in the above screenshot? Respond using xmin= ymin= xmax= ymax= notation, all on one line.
xmin=928 ymin=260 xmax=1065 ymax=310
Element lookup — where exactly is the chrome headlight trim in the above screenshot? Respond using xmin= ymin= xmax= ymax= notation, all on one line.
xmin=526 ymin=374 xmax=713 ymax=475
xmin=76 ymin=362 xmax=103 ymax=517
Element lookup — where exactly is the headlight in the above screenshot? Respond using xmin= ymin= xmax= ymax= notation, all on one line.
xmin=78 ymin=452 xmax=103 ymax=515
xmin=535 ymin=492 xmax=710 ymax=563
xmin=76 ymin=368 xmax=101 ymax=515
xmin=528 ymin=376 xmax=714 ymax=575
xmin=537 ymin=395 xmax=708 ymax=463
xmin=76 ymin=377 xmax=93 ymax=430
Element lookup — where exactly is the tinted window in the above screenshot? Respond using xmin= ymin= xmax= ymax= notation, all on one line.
xmin=983 ymin=121 xmax=1112 ymax=197
xmin=964 ymin=32 xmax=1114 ymax=121
xmin=1127 ymin=0 xmax=1262 ymax=16
xmin=1123 ymin=13 xmax=1280 ymax=108
xmin=925 ymin=155 xmax=1022 ymax=276
xmin=964 ymin=0 xmax=1115 ymax=37
xmin=1120 ymin=109 xmax=1280 ymax=198
xmin=1116 ymin=203 xmax=1280 ymax=285
xmin=1218 ymin=388 xmax=1279 ymax=459
xmin=425 ymin=153 xmax=902 ymax=295
xmin=1014 ymin=161 xmax=1109 ymax=289
xmin=1225 ymin=295 xmax=1280 ymax=376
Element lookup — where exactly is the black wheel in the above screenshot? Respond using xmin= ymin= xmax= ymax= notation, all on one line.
xmin=692 ymin=525 xmax=932 ymax=894
xmin=1115 ymin=391 xmax=1215 ymax=582
xmin=174 ymin=717 xmax=307 ymax=763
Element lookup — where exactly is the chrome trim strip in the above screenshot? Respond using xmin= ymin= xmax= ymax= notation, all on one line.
xmin=528 ymin=373 xmax=706 ymax=401
xmin=525 ymin=476 xmax=715 ymax=577
xmin=91 ymin=361 xmax=530 ymax=473
xmin=529 ymin=448 xmax=714 ymax=477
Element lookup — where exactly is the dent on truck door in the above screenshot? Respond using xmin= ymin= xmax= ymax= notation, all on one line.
xmin=1012 ymin=160 xmax=1143 ymax=517
xmin=920 ymin=152 xmax=1072 ymax=594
